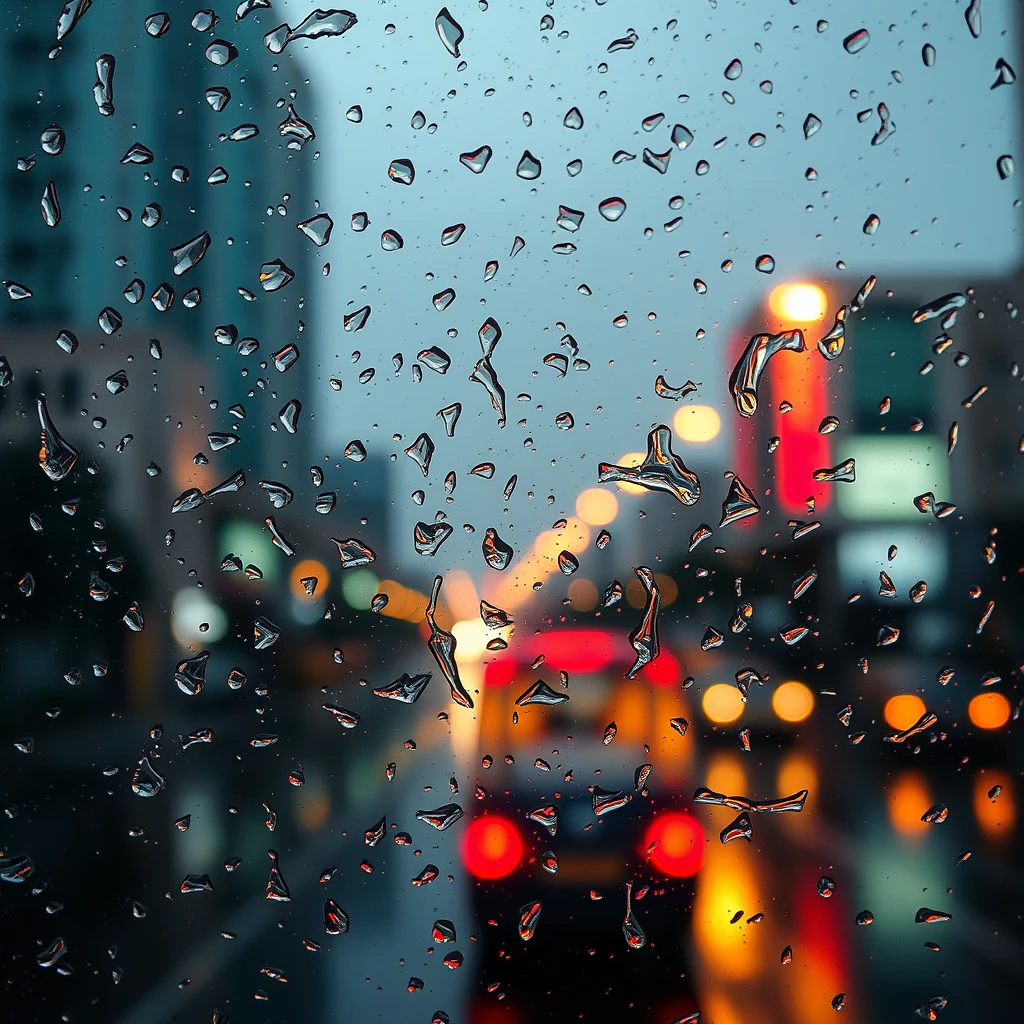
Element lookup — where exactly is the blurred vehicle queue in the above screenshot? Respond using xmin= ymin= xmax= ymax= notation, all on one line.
xmin=2 ymin=4 xmax=1023 ymax=1024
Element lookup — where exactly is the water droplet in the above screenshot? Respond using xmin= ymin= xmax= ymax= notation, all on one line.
xmin=40 ymin=181 xmax=61 ymax=227
xmin=205 ymin=86 xmax=231 ymax=111
xmin=555 ymin=550 xmax=579 ymax=576
xmin=40 ymin=124 xmax=66 ymax=155
xmin=169 ymin=231 xmax=211 ymax=276
xmin=131 ymin=757 xmax=166 ymax=797
xmin=812 ymin=458 xmax=856 ymax=483
xmin=671 ymin=124 xmax=694 ymax=148
xmin=415 ymin=803 xmax=464 ymax=831
xmin=413 ymin=521 xmax=454 ymax=556
xmin=388 ymin=158 xmax=415 ymax=185
xmin=426 ymin=576 xmax=473 ymax=708
xmin=965 ymin=0 xmax=981 ymax=39
xmin=264 ymin=9 xmax=357 ymax=54
xmin=205 ymin=39 xmax=238 ymax=66
xmin=622 ymin=881 xmax=646 ymax=950
xmin=469 ymin=352 xmax=506 ymax=428
xmin=36 ymin=396 xmax=79 ymax=481
xmin=729 ymin=329 xmax=805 ymax=417
xmin=0 ymin=855 xmax=34 ymax=884
xmin=526 ymin=804 xmax=558 ymax=836
xmin=93 ymin=54 xmax=115 ymax=116
xmin=260 ymin=259 xmax=294 ymax=292
xmin=843 ymin=29 xmax=870 ymax=54
xmin=721 ymin=812 xmax=753 ymax=844
xmin=563 ymin=106 xmax=584 ymax=129
xmin=598 ymin=197 xmax=626 ymax=221
xmin=440 ymin=223 xmax=465 ymax=245
xmin=598 ymin=425 xmax=700 ymax=505
xmin=435 ymin=7 xmax=464 ymax=56
xmin=322 ymin=703 xmax=360 ymax=728
xmin=516 ymin=680 xmax=568 ymax=706
xmin=174 ymin=651 xmax=209 ymax=696
xmin=36 ymin=936 xmax=67 ymax=968
xmin=515 ymin=150 xmax=542 ymax=179
xmin=915 ymin=996 xmax=948 ymax=1020
xmin=803 ymin=113 xmax=822 ymax=139
xmin=817 ymin=306 xmax=849 ymax=360
xmin=459 ymin=146 xmax=492 ymax=173
xmin=265 ymin=850 xmax=291 ymax=901
xmin=997 ymin=154 xmax=1014 ymax=180
xmin=323 ymin=898 xmax=349 ymax=935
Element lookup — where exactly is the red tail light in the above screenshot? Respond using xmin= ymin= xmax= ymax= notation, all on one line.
xmin=642 ymin=812 xmax=705 ymax=878
xmin=640 ymin=648 xmax=681 ymax=687
xmin=461 ymin=816 xmax=524 ymax=879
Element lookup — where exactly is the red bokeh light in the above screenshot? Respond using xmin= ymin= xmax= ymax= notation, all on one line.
xmin=485 ymin=630 xmax=616 ymax=685
xmin=461 ymin=816 xmax=524 ymax=879
xmin=643 ymin=812 xmax=705 ymax=877
xmin=640 ymin=648 xmax=681 ymax=687
xmin=485 ymin=631 xmax=682 ymax=687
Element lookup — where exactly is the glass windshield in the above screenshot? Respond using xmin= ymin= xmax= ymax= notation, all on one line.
xmin=1 ymin=3 xmax=1020 ymax=1023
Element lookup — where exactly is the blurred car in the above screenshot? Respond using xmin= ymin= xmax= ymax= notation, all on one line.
xmin=456 ymin=628 xmax=703 ymax=1024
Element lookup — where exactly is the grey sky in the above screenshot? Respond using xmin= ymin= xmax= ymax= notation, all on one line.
xmin=272 ymin=0 xmax=1020 ymax=590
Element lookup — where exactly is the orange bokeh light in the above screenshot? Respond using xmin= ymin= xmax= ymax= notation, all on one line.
xmin=884 ymin=693 xmax=927 ymax=732
xmin=968 ymin=692 xmax=1011 ymax=731
xmin=290 ymin=558 xmax=329 ymax=599
xmin=887 ymin=770 xmax=932 ymax=837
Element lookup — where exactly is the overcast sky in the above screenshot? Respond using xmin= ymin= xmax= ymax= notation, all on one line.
xmin=272 ymin=0 xmax=1021 ymax=592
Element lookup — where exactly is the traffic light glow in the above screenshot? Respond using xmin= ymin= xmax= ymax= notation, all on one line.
xmin=461 ymin=816 xmax=524 ymax=879
xmin=643 ymin=812 xmax=705 ymax=877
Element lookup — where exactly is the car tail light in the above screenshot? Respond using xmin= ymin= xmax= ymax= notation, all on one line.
xmin=461 ymin=815 xmax=524 ymax=879
xmin=640 ymin=647 xmax=681 ymax=687
xmin=643 ymin=812 xmax=704 ymax=877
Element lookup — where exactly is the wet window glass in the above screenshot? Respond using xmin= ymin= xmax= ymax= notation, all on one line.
xmin=1 ymin=2 xmax=1021 ymax=1022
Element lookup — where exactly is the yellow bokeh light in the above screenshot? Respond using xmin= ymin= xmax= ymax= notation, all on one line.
xmin=768 ymin=282 xmax=828 ymax=323
xmin=887 ymin=771 xmax=931 ymax=837
xmin=376 ymin=579 xmax=430 ymax=623
xmin=702 ymin=683 xmax=745 ymax=725
xmin=771 ymin=680 xmax=815 ymax=723
xmin=567 ymin=578 xmax=598 ymax=612
xmin=968 ymin=692 xmax=1011 ymax=731
xmin=884 ymin=693 xmax=927 ymax=732
xmin=672 ymin=404 xmax=722 ymax=443
xmin=774 ymin=751 xmax=817 ymax=837
xmin=694 ymin=842 xmax=764 ymax=981
xmin=290 ymin=558 xmax=329 ymax=600
xmin=654 ymin=573 xmax=678 ymax=606
xmin=533 ymin=518 xmax=591 ymax=568
xmin=705 ymin=752 xmax=746 ymax=797
xmin=533 ymin=530 xmax=562 ymax=560
xmin=442 ymin=569 xmax=480 ymax=620
xmin=625 ymin=570 xmax=677 ymax=609
xmin=451 ymin=618 xmax=489 ymax=661
xmin=776 ymin=751 xmax=817 ymax=810
xmin=625 ymin=577 xmax=647 ymax=609
xmin=576 ymin=487 xmax=619 ymax=526
xmin=611 ymin=451 xmax=646 ymax=494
